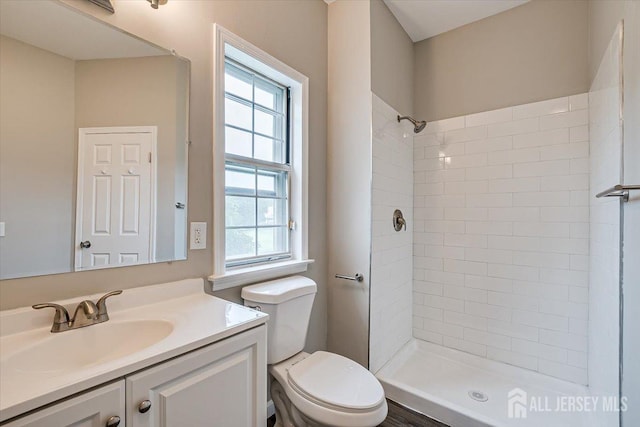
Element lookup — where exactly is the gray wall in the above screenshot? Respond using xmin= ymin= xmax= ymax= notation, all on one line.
xmin=588 ymin=2 xmax=640 ymax=424
xmin=0 ymin=36 xmax=75 ymax=279
xmin=0 ymin=45 xmax=185 ymax=278
xmin=0 ymin=0 xmax=328 ymax=354
xmin=370 ymin=0 xmax=413 ymax=116
xmin=413 ymin=0 xmax=589 ymax=122
xmin=326 ymin=0 xmax=372 ymax=367
xmin=326 ymin=0 xmax=414 ymax=368
xmin=75 ymin=55 xmax=183 ymax=262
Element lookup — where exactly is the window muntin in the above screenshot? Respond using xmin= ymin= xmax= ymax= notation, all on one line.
xmin=224 ymin=59 xmax=290 ymax=267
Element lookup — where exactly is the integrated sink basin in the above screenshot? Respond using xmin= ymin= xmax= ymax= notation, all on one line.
xmin=4 ymin=319 xmax=174 ymax=374
xmin=0 ymin=279 xmax=269 ymax=423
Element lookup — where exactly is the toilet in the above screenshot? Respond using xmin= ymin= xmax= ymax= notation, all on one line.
xmin=242 ymin=276 xmax=388 ymax=427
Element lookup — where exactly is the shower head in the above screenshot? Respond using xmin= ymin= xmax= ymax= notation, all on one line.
xmin=397 ymin=115 xmax=427 ymax=133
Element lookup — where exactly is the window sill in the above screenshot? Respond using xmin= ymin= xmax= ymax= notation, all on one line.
xmin=208 ymin=259 xmax=314 ymax=291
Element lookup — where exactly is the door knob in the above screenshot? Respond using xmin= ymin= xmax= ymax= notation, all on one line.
xmin=80 ymin=240 xmax=91 ymax=249
xmin=105 ymin=416 xmax=120 ymax=427
xmin=138 ymin=400 xmax=152 ymax=413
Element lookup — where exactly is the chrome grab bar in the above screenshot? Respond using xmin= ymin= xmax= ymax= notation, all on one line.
xmin=596 ymin=184 xmax=640 ymax=202
xmin=335 ymin=273 xmax=364 ymax=282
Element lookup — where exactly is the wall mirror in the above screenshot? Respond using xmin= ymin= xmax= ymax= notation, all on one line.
xmin=0 ymin=0 xmax=190 ymax=279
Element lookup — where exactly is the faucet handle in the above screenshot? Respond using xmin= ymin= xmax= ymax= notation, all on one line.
xmin=96 ymin=290 xmax=123 ymax=319
xmin=32 ymin=303 xmax=70 ymax=332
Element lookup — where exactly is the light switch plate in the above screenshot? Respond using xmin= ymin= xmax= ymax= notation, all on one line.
xmin=0 ymin=222 xmax=5 ymax=237
xmin=190 ymin=222 xmax=206 ymax=250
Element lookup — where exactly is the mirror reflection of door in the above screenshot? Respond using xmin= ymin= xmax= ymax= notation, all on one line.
xmin=75 ymin=127 xmax=157 ymax=271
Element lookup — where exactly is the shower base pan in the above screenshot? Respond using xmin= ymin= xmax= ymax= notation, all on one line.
xmin=376 ymin=339 xmax=603 ymax=427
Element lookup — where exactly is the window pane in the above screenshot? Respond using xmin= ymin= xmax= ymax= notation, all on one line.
xmin=254 ymin=78 xmax=282 ymax=111
xmin=257 ymin=173 xmax=275 ymax=196
xmin=257 ymin=227 xmax=287 ymax=255
xmin=258 ymin=198 xmax=286 ymax=226
xmin=226 ymin=196 xmax=256 ymax=227
xmin=225 ymin=98 xmax=252 ymax=130
xmin=225 ymin=126 xmax=252 ymax=157
xmin=257 ymin=170 xmax=286 ymax=197
xmin=254 ymin=87 xmax=276 ymax=111
xmin=225 ymin=65 xmax=253 ymax=100
xmin=254 ymin=109 xmax=281 ymax=138
xmin=226 ymin=165 xmax=255 ymax=195
xmin=254 ymin=135 xmax=285 ymax=163
xmin=226 ymin=228 xmax=256 ymax=259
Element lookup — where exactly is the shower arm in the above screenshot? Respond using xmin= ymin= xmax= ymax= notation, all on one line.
xmin=397 ymin=115 xmax=427 ymax=133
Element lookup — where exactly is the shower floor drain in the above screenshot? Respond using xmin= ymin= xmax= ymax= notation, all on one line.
xmin=468 ymin=390 xmax=489 ymax=402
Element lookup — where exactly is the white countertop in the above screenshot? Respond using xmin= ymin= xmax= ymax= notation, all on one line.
xmin=0 ymin=278 xmax=268 ymax=422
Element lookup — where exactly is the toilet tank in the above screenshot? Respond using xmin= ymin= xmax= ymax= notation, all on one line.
xmin=241 ymin=276 xmax=317 ymax=364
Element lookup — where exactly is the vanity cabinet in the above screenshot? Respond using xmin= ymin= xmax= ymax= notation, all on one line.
xmin=3 ymin=325 xmax=266 ymax=427
xmin=127 ymin=325 xmax=266 ymax=427
xmin=4 ymin=381 xmax=125 ymax=427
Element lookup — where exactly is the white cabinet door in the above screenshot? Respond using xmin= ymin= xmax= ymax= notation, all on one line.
xmin=5 ymin=381 xmax=125 ymax=427
xmin=127 ymin=325 xmax=266 ymax=427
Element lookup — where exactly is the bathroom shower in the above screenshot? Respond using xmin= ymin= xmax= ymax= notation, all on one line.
xmin=397 ymin=115 xmax=427 ymax=133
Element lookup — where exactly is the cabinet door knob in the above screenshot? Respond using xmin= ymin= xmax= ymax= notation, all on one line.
xmin=105 ymin=415 xmax=121 ymax=427
xmin=138 ymin=399 xmax=152 ymax=413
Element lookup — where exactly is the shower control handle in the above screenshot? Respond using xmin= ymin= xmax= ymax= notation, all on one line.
xmin=393 ymin=209 xmax=406 ymax=232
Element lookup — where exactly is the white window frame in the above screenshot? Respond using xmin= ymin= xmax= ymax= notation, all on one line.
xmin=210 ymin=24 xmax=312 ymax=291
xmin=224 ymin=61 xmax=291 ymax=267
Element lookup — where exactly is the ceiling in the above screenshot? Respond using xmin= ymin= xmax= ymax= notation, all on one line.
xmin=0 ymin=0 xmax=167 ymax=60
xmin=383 ymin=0 xmax=530 ymax=42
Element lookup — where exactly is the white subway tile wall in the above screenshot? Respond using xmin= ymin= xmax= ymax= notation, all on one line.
xmin=413 ymin=94 xmax=590 ymax=384
xmin=370 ymin=94 xmax=413 ymax=373
xmin=587 ymin=25 xmax=622 ymax=426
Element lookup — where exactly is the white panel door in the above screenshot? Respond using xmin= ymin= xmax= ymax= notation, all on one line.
xmin=4 ymin=381 xmax=125 ymax=427
xmin=126 ymin=326 xmax=266 ymax=427
xmin=75 ymin=127 xmax=156 ymax=271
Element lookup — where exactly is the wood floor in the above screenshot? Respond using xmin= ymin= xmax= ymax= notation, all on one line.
xmin=379 ymin=400 xmax=449 ymax=427
xmin=266 ymin=399 xmax=450 ymax=427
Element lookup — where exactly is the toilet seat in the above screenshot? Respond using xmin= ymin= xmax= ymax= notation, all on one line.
xmin=270 ymin=351 xmax=387 ymax=426
xmin=287 ymin=351 xmax=385 ymax=411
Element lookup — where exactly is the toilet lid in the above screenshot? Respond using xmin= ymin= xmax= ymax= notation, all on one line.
xmin=287 ymin=351 xmax=385 ymax=411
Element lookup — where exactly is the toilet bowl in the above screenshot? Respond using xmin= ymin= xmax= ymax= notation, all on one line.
xmin=270 ymin=352 xmax=387 ymax=427
xmin=242 ymin=276 xmax=387 ymax=427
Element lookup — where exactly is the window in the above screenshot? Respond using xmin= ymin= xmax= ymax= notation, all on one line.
xmin=224 ymin=60 xmax=291 ymax=266
xmin=211 ymin=25 xmax=312 ymax=290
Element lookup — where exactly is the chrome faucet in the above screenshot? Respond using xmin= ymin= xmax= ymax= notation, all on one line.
xmin=33 ymin=290 xmax=123 ymax=333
